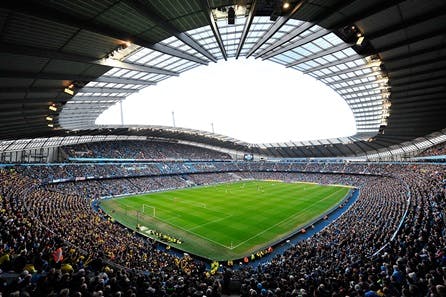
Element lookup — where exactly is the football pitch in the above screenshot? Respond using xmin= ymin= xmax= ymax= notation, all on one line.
xmin=100 ymin=180 xmax=351 ymax=260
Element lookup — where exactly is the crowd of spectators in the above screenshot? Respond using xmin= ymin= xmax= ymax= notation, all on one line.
xmin=1 ymin=161 xmax=445 ymax=297
xmin=14 ymin=161 xmax=384 ymax=185
xmin=62 ymin=141 xmax=232 ymax=160
xmin=418 ymin=142 xmax=446 ymax=157
xmin=14 ymin=164 xmax=162 ymax=184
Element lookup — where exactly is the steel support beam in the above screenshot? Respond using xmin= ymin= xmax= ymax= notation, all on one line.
xmin=123 ymin=0 xmax=216 ymax=62
xmin=0 ymin=87 xmax=69 ymax=93
xmin=314 ymin=62 xmax=380 ymax=80
xmin=60 ymin=104 xmax=114 ymax=110
xmin=334 ymin=80 xmax=385 ymax=92
xmin=351 ymin=106 xmax=382 ymax=116
xmin=286 ymin=43 xmax=353 ymax=68
xmin=67 ymin=96 xmax=125 ymax=102
xmin=346 ymin=142 xmax=367 ymax=155
xmin=351 ymin=105 xmax=381 ymax=112
xmin=96 ymin=76 xmax=156 ymax=86
xmin=235 ymin=0 xmax=257 ymax=59
xmin=0 ymin=98 xmax=70 ymax=105
xmin=98 ymin=54 xmax=179 ymax=76
xmin=326 ymin=139 xmax=348 ymax=157
xmin=78 ymin=87 xmax=139 ymax=94
xmin=303 ymin=55 xmax=363 ymax=74
xmin=246 ymin=0 xmax=307 ymax=58
xmin=0 ymin=42 xmax=179 ymax=76
xmin=335 ymin=139 xmax=358 ymax=156
xmin=353 ymin=141 xmax=376 ymax=155
xmin=337 ymin=85 xmax=388 ymax=96
xmin=355 ymin=116 xmax=382 ymax=123
xmin=344 ymin=92 xmax=382 ymax=101
xmin=308 ymin=140 xmax=328 ymax=157
xmin=291 ymin=144 xmax=310 ymax=158
xmin=257 ymin=22 xmax=313 ymax=57
xmin=324 ymin=71 xmax=380 ymax=85
xmin=0 ymin=1 xmax=208 ymax=65
xmin=261 ymin=28 xmax=330 ymax=59
xmin=259 ymin=0 xmax=358 ymax=56
xmin=200 ymin=0 xmax=227 ymax=60
xmin=0 ymin=71 xmax=157 ymax=86
xmin=348 ymin=98 xmax=383 ymax=108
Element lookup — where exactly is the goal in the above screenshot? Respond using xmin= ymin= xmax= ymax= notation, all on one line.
xmin=142 ymin=204 xmax=156 ymax=217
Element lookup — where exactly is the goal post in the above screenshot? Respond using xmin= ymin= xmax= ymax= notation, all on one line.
xmin=142 ymin=204 xmax=156 ymax=218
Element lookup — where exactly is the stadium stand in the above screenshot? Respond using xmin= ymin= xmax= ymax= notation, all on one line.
xmin=62 ymin=141 xmax=232 ymax=161
xmin=417 ymin=142 xmax=446 ymax=157
xmin=1 ymin=161 xmax=445 ymax=296
xmin=1 ymin=1 xmax=446 ymax=296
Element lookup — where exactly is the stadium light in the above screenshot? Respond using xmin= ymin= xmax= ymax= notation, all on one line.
xmin=367 ymin=59 xmax=382 ymax=68
xmin=64 ymin=87 xmax=74 ymax=95
xmin=49 ymin=105 xmax=57 ymax=112
xmin=64 ymin=82 xmax=75 ymax=95
xmin=46 ymin=116 xmax=53 ymax=121
xmin=228 ymin=7 xmax=235 ymax=24
xmin=376 ymin=76 xmax=389 ymax=84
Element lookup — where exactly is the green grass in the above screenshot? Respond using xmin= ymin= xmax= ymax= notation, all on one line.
xmin=100 ymin=180 xmax=350 ymax=260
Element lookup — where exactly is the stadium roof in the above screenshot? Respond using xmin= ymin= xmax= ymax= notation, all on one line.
xmin=0 ymin=0 xmax=445 ymax=158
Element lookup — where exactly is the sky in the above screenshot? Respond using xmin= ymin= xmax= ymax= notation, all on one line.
xmin=96 ymin=58 xmax=356 ymax=144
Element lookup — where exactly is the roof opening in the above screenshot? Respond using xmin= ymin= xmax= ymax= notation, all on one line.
xmin=96 ymin=58 xmax=356 ymax=144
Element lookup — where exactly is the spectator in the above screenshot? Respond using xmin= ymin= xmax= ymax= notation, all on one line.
xmin=0 ymin=162 xmax=444 ymax=296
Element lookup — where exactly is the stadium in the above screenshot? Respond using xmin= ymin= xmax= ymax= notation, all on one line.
xmin=0 ymin=0 xmax=446 ymax=296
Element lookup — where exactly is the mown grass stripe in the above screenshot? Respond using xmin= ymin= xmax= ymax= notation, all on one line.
xmin=101 ymin=180 xmax=349 ymax=260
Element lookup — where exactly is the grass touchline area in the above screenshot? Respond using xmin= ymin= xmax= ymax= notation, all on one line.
xmin=100 ymin=180 xmax=351 ymax=260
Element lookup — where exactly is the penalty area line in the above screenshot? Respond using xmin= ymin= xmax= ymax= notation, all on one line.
xmin=106 ymin=201 xmax=234 ymax=250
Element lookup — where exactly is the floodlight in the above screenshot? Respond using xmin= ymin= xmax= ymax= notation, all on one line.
xmin=228 ymin=7 xmax=235 ymax=24
xmin=367 ymin=59 xmax=382 ymax=67
xmin=64 ymin=88 xmax=74 ymax=95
